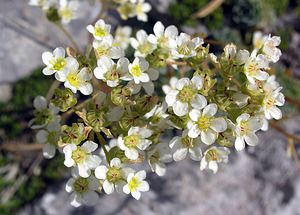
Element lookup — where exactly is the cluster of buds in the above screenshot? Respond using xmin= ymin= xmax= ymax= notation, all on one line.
xmin=29 ymin=0 xmax=151 ymax=24
xmin=31 ymin=18 xmax=285 ymax=207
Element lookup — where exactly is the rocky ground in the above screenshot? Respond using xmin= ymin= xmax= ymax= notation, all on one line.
xmin=1 ymin=1 xmax=300 ymax=215
xmin=19 ymin=116 xmax=300 ymax=215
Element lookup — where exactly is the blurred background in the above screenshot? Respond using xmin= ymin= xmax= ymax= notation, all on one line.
xmin=1 ymin=0 xmax=300 ymax=214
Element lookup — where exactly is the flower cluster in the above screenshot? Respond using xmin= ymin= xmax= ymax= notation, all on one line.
xmin=31 ymin=17 xmax=285 ymax=207
xmin=29 ymin=0 xmax=152 ymax=24
xmin=29 ymin=0 xmax=80 ymax=24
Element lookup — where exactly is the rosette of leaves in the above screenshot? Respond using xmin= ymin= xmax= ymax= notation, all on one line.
xmin=168 ymin=0 xmax=224 ymax=29
xmin=230 ymin=0 xmax=262 ymax=29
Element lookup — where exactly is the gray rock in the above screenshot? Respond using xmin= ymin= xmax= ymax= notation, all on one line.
xmin=19 ymin=116 xmax=300 ymax=215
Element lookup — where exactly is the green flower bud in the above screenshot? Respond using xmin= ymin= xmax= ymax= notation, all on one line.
xmin=85 ymin=109 xmax=106 ymax=132
xmin=51 ymin=88 xmax=77 ymax=112
xmin=46 ymin=7 xmax=61 ymax=23
xmin=58 ymin=123 xmax=89 ymax=146
xmin=111 ymin=87 xmax=133 ymax=106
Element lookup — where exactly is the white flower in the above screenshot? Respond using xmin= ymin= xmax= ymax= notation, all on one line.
xmin=42 ymin=47 xmax=77 ymax=81
xmin=165 ymin=75 xmax=206 ymax=116
xmin=252 ymin=31 xmax=268 ymax=50
xmin=128 ymin=57 xmax=150 ymax=84
xmin=29 ymin=0 xmax=55 ymax=9
xmin=232 ymin=92 xmax=249 ymax=108
xmin=162 ymin=77 xmax=178 ymax=95
xmin=59 ymin=63 xmax=93 ymax=95
xmin=94 ymin=56 xmax=129 ymax=87
xmin=123 ymin=170 xmax=149 ymax=200
xmin=36 ymin=121 xmax=60 ymax=159
xmin=144 ymin=102 xmax=169 ymax=127
xmin=170 ymin=33 xmax=203 ymax=59
xmin=262 ymin=87 xmax=285 ymax=120
xmin=29 ymin=96 xmax=60 ymax=129
xmin=262 ymin=35 xmax=281 ymax=63
xmin=58 ymin=0 xmax=79 ymax=24
xmin=128 ymin=68 xmax=159 ymax=95
xmin=95 ymin=158 xmax=133 ymax=194
xmin=148 ymin=21 xmax=178 ymax=49
xmin=114 ymin=26 xmax=132 ymax=49
xmin=92 ymin=35 xmax=124 ymax=59
xmin=134 ymin=0 xmax=151 ymax=22
xmin=118 ymin=126 xmax=153 ymax=160
xmin=87 ymin=19 xmax=111 ymax=41
xmin=263 ymin=75 xmax=280 ymax=93
xmin=244 ymin=51 xmax=270 ymax=84
xmin=63 ymin=141 xmax=101 ymax=178
xmin=66 ymin=170 xmax=99 ymax=207
xmin=224 ymin=43 xmax=237 ymax=60
xmin=200 ymin=146 xmax=230 ymax=173
xmin=234 ymin=113 xmax=263 ymax=151
xmin=130 ymin=30 xmax=157 ymax=57
xmin=169 ymin=130 xmax=203 ymax=162
xmin=188 ymin=104 xmax=227 ymax=145
xmin=148 ymin=143 xmax=172 ymax=176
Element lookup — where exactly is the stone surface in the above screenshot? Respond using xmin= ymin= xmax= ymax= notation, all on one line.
xmin=19 ymin=116 xmax=300 ymax=215
xmin=0 ymin=0 xmax=99 ymax=83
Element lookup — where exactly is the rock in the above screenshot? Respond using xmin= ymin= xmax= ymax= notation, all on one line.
xmin=19 ymin=116 xmax=300 ymax=215
xmin=0 ymin=0 xmax=99 ymax=83
xmin=0 ymin=84 xmax=12 ymax=102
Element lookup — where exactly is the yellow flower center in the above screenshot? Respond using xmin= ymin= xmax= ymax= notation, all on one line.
xmin=71 ymin=148 xmax=87 ymax=164
xmin=137 ymin=42 xmax=153 ymax=55
xmin=131 ymin=65 xmax=142 ymax=77
xmin=104 ymin=66 xmax=119 ymax=81
xmin=50 ymin=58 xmax=66 ymax=71
xmin=239 ymin=121 xmax=250 ymax=136
xmin=177 ymin=85 xmax=196 ymax=103
xmin=96 ymin=46 xmax=109 ymax=58
xmin=128 ymin=176 xmax=141 ymax=192
xmin=73 ymin=178 xmax=89 ymax=194
xmin=247 ymin=62 xmax=259 ymax=76
xmin=60 ymin=7 xmax=73 ymax=20
xmin=67 ymin=73 xmax=79 ymax=87
xmin=124 ymin=135 xmax=140 ymax=148
xmin=197 ymin=116 xmax=211 ymax=131
xmin=94 ymin=26 xmax=107 ymax=38
xmin=178 ymin=44 xmax=191 ymax=55
xmin=264 ymin=97 xmax=275 ymax=109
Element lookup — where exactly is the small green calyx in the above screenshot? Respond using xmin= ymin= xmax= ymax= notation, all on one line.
xmin=47 ymin=131 xmax=59 ymax=146
xmin=59 ymin=123 xmax=87 ymax=146
xmin=86 ymin=110 xmax=106 ymax=132
xmin=73 ymin=178 xmax=89 ymax=194
xmin=51 ymin=88 xmax=77 ymax=112
xmin=46 ymin=7 xmax=61 ymax=23
xmin=106 ymin=167 xmax=122 ymax=183
xmin=34 ymin=109 xmax=52 ymax=126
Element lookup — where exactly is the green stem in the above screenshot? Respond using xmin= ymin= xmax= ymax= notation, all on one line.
xmin=96 ymin=132 xmax=109 ymax=160
xmin=55 ymin=22 xmax=80 ymax=53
